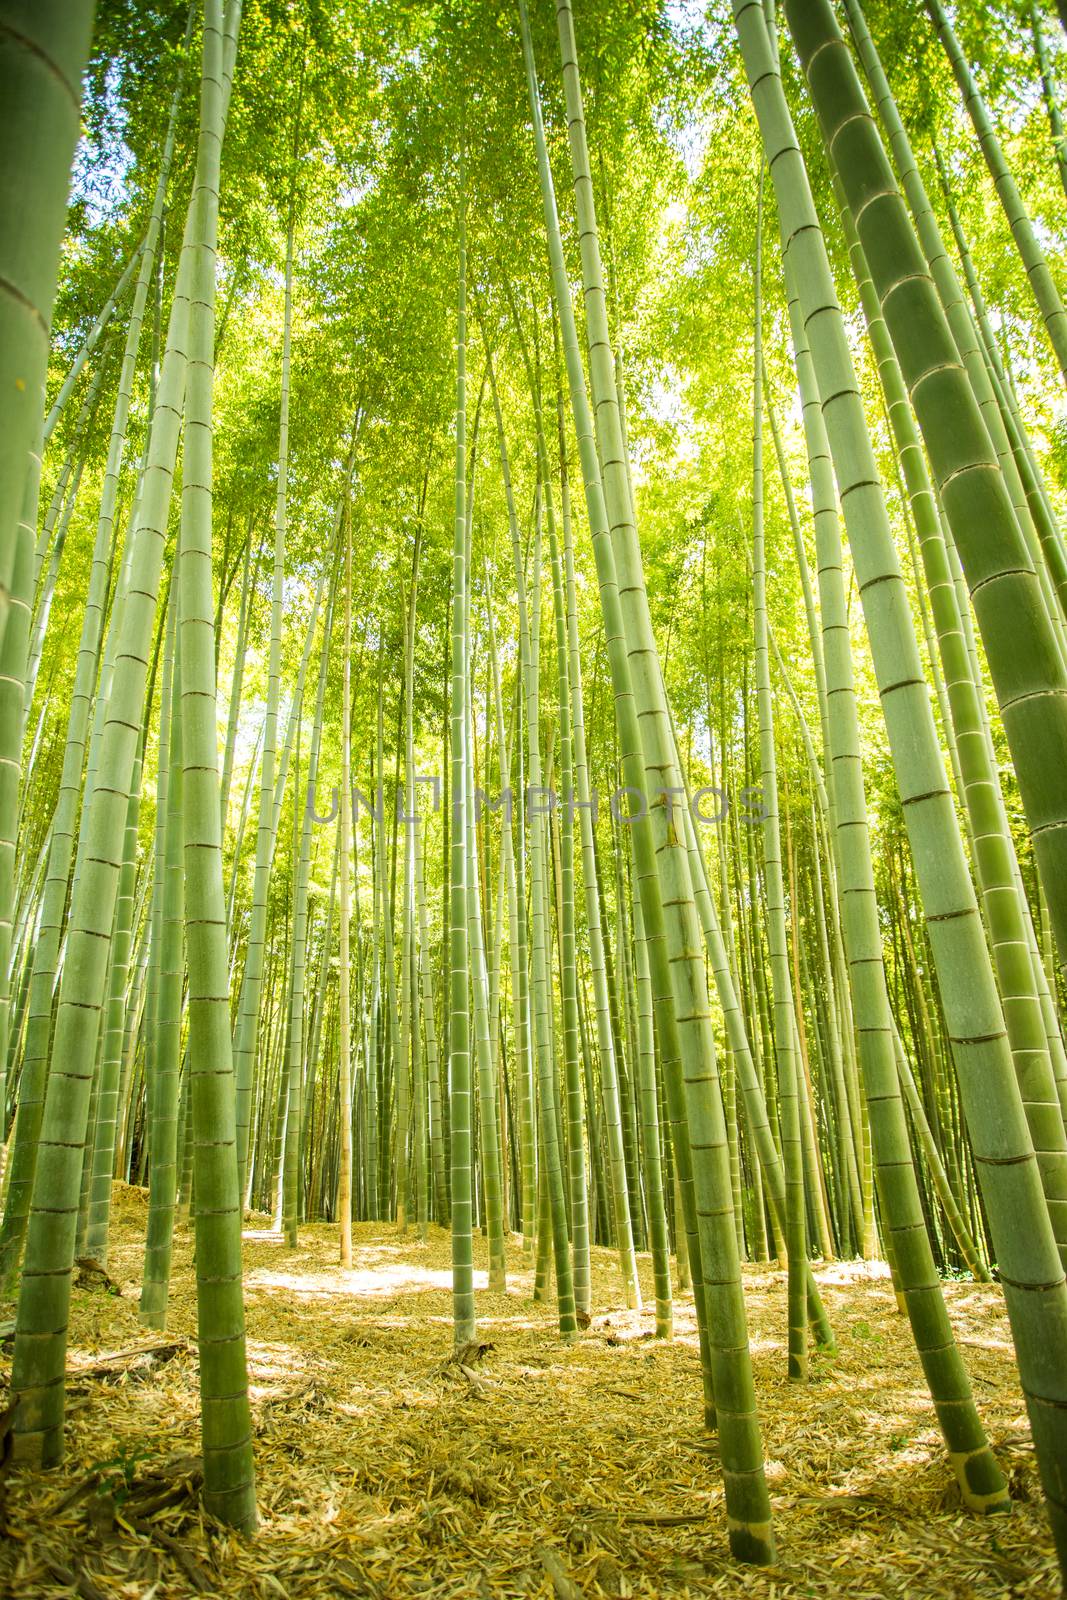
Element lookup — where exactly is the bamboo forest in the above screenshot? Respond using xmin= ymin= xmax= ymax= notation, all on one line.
xmin=10 ymin=0 xmax=1067 ymax=1594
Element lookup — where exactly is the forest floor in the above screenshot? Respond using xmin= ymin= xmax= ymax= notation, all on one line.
xmin=0 ymin=1184 xmax=1056 ymax=1599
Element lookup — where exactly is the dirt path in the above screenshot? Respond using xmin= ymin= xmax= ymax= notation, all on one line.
xmin=0 ymin=1186 xmax=1054 ymax=1597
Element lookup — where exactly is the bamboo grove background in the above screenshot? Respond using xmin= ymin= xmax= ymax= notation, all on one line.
xmin=4 ymin=0 xmax=1067 ymax=1574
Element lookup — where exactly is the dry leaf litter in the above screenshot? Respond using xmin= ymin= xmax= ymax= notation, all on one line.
xmin=0 ymin=1184 xmax=1055 ymax=1599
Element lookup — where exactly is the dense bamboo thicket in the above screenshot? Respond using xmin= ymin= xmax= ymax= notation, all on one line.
xmin=4 ymin=0 xmax=1067 ymax=1590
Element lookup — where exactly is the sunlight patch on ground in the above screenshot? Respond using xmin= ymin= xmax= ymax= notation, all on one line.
xmin=246 ymin=1259 xmax=490 ymax=1299
xmin=813 ymin=1258 xmax=894 ymax=1285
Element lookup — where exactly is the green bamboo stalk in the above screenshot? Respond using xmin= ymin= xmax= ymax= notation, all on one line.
xmin=837 ymin=174 xmax=1067 ymax=1262
xmin=848 ymin=1 xmax=1067 ymax=683
xmin=521 ymin=0 xmax=719 ymax=1446
xmin=449 ymin=165 xmax=475 ymax=1346
xmin=357 ymin=754 xmax=379 ymax=1223
xmin=833 ymin=0 xmax=1067 ymax=981
xmin=8 ymin=205 xmax=202 ymax=1465
xmin=538 ymin=0 xmax=774 ymax=1558
xmin=786 ymin=808 xmax=835 ymax=1262
xmin=225 ymin=716 xmax=264 ymax=939
xmin=783 ymin=188 xmax=1008 ymax=1513
xmin=460 ymin=447 xmax=506 ymax=1286
xmin=924 ymin=0 xmax=1067 ymax=386
xmin=82 ymin=708 xmax=151 ymax=1262
xmin=547 ymin=444 xmax=591 ymax=1318
xmin=487 ymin=359 xmax=537 ymax=1253
xmin=283 ymin=555 xmax=335 ymax=1247
xmin=140 ymin=590 xmax=183 ymax=1328
xmin=736 ymin=0 xmax=1014 ymax=1521
xmin=377 ymin=644 xmax=403 ymax=1227
xmin=219 ymin=527 xmax=255 ymax=835
xmin=771 ymin=20 xmax=1067 ymax=1548
xmin=370 ymin=652 xmax=388 ymax=1222
xmin=764 ymin=401 xmax=870 ymax=1252
xmin=465 ymin=637 xmax=507 ymax=1285
xmin=0 ymin=32 xmax=186 ymax=1288
xmin=42 ymin=237 xmax=142 ymax=447
xmin=25 ymin=364 xmax=105 ymax=714
xmin=751 ymin=179 xmax=807 ymax=1379
xmin=482 ymin=577 xmax=514 ymax=1235
xmin=523 ymin=492 xmax=577 ymax=1342
xmin=403 ymin=520 xmax=432 ymax=1236
xmin=768 ymin=629 xmax=864 ymax=1249
xmin=302 ymin=847 xmax=337 ymax=1215
xmin=337 ymin=509 xmax=354 ymax=1268
xmin=633 ymin=895 xmax=672 ymax=1336
xmin=892 ymin=1028 xmax=989 ymax=1283
xmin=397 ymin=636 xmax=415 ymax=1237
xmin=413 ymin=766 xmax=447 ymax=1222
xmin=1032 ymin=0 xmax=1067 ymax=200
xmin=932 ymin=142 xmax=1067 ymax=639
xmin=557 ymin=367 xmax=640 ymax=1307
xmin=115 ymin=919 xmax=151 ymax=1184
xmin=0 ymin=1 xmax=94 ymax=653
xmin=0 ymin=455 xmax=41 ymax=1119
xmin=232 ymin=161 xmax=296 ymax=1183
xmin=174 ymin=0 xmax=255 ymax=1529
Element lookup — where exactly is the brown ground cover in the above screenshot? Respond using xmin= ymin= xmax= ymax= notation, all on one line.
xmin=0 ymin=1185 xmax=1054 ymax=1598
